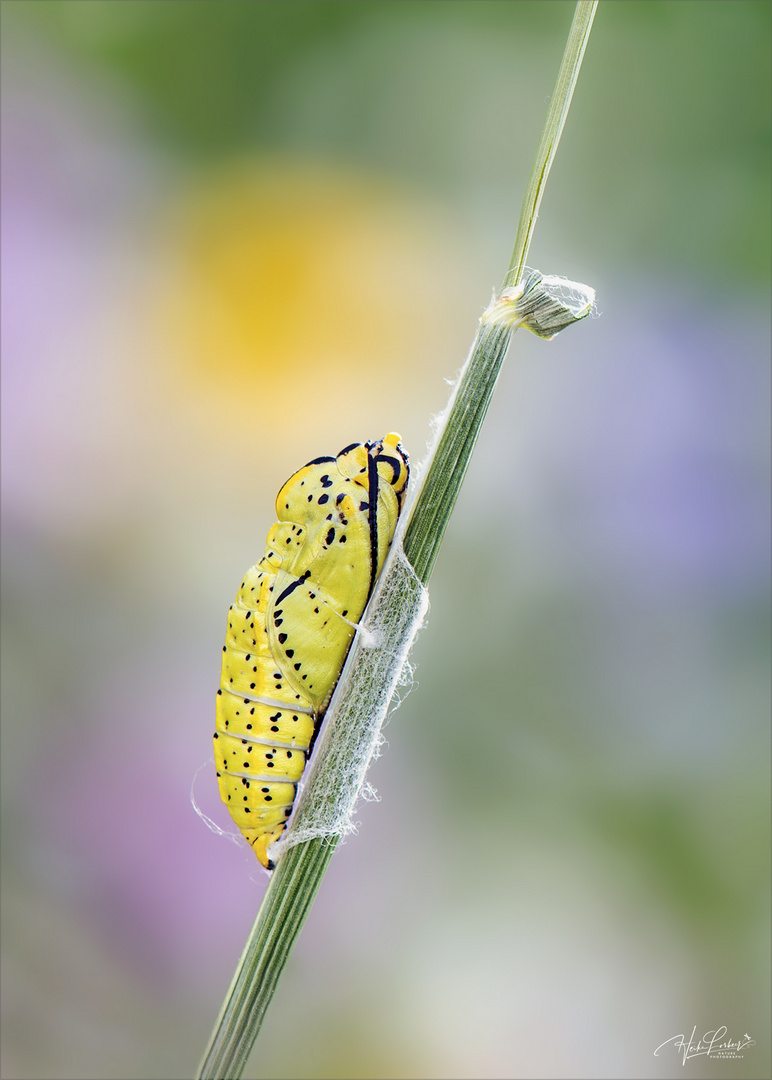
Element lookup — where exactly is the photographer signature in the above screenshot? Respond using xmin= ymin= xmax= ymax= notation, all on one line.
xmin=655 ymin=1027 xmax=755 ymax=1065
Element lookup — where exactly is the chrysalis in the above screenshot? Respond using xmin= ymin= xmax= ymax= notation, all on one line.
xmin=214 ymin=434 xmax=409 ymax=868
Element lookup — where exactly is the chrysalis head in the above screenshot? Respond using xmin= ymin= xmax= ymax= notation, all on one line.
xmin=276 ymin=433 xmax=409 ymax=520
xmin=370 ymin=432 xmax=409 ymax=510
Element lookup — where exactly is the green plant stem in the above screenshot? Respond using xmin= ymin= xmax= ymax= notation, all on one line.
xmin=405 ymin=0 xmax=597 ymax=582
xmin=401 ymin=322 xmax=511 ymax=584
xmin=197 ymin=837 xmax=337 ymax=1080
xmin=197 ymin=5 xmax=598 ymax=1078
xmin=505 ymin=0 xmax=597 ymax=289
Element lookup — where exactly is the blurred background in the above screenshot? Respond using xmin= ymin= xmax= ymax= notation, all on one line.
xmin=1 ymin=2 xmax=769 ymax=1078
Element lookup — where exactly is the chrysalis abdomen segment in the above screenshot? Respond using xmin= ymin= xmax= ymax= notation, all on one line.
xmin=215 ymin=434 xmax=409 ymax=869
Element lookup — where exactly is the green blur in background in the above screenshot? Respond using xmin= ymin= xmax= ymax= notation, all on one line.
xmin=1 ymin=2 xmax=769 ymax=1079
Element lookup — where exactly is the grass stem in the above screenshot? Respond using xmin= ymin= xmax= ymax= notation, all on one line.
xmin=197 ymin=5 xmax=598 ymax=1077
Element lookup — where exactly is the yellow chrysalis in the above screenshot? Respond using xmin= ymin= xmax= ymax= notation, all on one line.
xmin=214 ymin=434 xmax=409 ymax=868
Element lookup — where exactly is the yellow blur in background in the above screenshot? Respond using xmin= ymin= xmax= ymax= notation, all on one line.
xmin=2 ymin=3 xmax=769 ymax=1079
